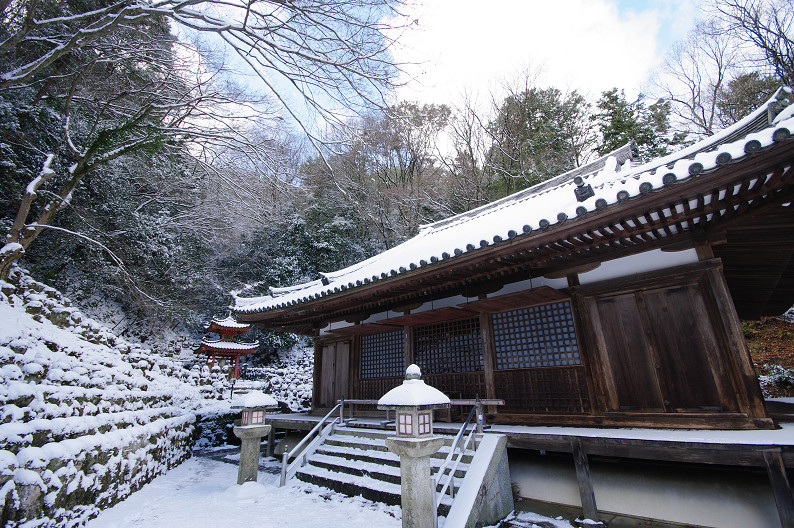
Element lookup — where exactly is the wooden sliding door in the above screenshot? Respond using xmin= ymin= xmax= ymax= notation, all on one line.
xmin=318 ymin=341 xmax=350 ymax=408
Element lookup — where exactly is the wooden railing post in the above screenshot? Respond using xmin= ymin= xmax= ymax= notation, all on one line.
xmin=475 ymin=399 xmax=484 ymax=436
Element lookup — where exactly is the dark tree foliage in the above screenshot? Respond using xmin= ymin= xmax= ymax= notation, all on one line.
xmin=301 ymin=101 xmax=453 ymax=249
xmin=485 ymin=87 xmax=591 ymax=199
xmin=0 ymin=88 xmax=63 ymax=223
xmin=592 ymin=88 xmax=687 ymax=160
xmin=717 ymin=71 xmax=781 ymax=126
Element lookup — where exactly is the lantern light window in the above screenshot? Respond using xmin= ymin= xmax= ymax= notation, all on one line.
xmin=418 ymin=412 xmax=431 ymax=435
xmin=398 ymin=413 xmax=413 ymax=435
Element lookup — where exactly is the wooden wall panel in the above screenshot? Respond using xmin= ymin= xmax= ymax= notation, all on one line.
xmin=641 ymin=286 xmax=737 ymax=411
xmin=494 ymin=367 xmax=590 ymax=413
xmin=358 ymin=377 xmax=402 ymax=400
xmin=590 ymin=295 xmax=664 ymax=412
xmin=319 ymin=344 xmax=335 ymax=407
xmin=582 ymin=264 xmax=746 ymax=418
xmin=317 ymin=341 xmax=351 ymax=407
xmin=423 ymin=372 xmax=486 ymax=400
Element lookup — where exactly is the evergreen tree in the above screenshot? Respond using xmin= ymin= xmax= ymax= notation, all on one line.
xmin=593 ymin=88 xmax=687 ymax=160
xmin=716 ymin=71 xmax=781 ymax=127
xmin=485 ymin=87 xmax=592 ymax=199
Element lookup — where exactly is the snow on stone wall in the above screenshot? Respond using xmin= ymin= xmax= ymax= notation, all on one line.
xmin=0 ymin=266 xmax=221 ymax=527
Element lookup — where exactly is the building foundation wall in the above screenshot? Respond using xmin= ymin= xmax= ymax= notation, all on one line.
xmin=508 ymin=449 xmax=781 ymax=528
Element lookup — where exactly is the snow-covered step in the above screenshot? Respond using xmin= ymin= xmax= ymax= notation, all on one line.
xmin=315 ymin=441 xmax=471 ymax=477
xmin=296 ymin=462 xmax=403 ymax=505
xmin=308 ymin=452 xmax=403 ymax=485
xmin=294 ymin=427 xmax=473 ymax=516
xmin=324 ymin=431 xmax=475 ymax=464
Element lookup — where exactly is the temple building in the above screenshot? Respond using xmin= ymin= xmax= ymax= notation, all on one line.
xmin=234 ymin=89 xmax=794 ymax=430
xmin=195 ymin=315 xmax=258 ymax=379
xmin=232 ymin=89 xmax=794 ymax=528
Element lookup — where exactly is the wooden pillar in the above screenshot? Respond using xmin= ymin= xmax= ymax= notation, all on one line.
xmin=479 ymin=312 xmax=497 ymax=414
xmin=572 ymin=440 xmax=601 ymax=524
xmin=349 ymin=335 xmax=360 ymax=403
xmin=404 ymin=326 xmax=414 ymax=368
xmin=233 ymin=355 xmax=240 ymax=379
xmin=266 ymin=426 xmax=276 ymax=458
xmin=705 ymin=264 xmax=769 ymax=420
xmin=695 ymin=240 xmax=715 ymax=261
xmin=763 ymin=450 xmax=794 ymax=528
xmin=311 ymin=341 xmax=322 ymax=411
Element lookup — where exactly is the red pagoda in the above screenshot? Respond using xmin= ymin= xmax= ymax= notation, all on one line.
xmin=195 ymin=315 xmax=258 ymax=379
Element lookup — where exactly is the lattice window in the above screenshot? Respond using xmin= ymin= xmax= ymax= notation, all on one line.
xmin=414 ymin=317 xmax=483 ymax=374
xmin=494 ymin=367 xmax=590 ymax=413
xmin=361 ymin=330 xmax=405 ymax=379
xmin=492 ymin=301 xmax=581 ymax=370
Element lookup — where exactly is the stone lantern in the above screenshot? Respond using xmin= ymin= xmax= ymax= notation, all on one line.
xmin=232 ymin=390 xmax=277 ymax=485
xmin=378 ymin=365 xmax=450 ymax=528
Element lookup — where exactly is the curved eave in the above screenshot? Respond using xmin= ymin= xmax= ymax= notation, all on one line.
xmin=196 ymin=345 xmax=258 ymax=356
xmin=236 ymin=138 xmax=794 ymax=333
xmin=205 ymin=322 xmax=251 ymax=335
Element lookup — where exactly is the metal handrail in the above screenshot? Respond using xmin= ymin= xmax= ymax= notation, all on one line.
xmin=279 ymin=402 xmax=342 ymax=486
xmin=433 ymin=404 xmax=479 ymax=510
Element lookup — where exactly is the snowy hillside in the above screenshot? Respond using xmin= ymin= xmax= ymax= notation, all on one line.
xmin=240 ymin=346 xmax=314 ymax=412
xmin=0 ymin=266 xmax=226 ymax=527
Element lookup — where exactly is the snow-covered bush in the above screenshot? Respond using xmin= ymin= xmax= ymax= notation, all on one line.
xmin=192 ymin=409 xmax=239 ymax=449
xmin=240 ymin=346 xmax=314 ymax=411
xmin=760 ymin=364 xmax=794 ymax=397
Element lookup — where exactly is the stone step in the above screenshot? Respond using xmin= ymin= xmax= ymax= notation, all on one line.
xmin=315 ymin=442 xmax=471 ymax=476
xmin=308 ymin=453 xmax=402 ymax=485
xmin=296 ymin=464 xmax=454 ymax=516
xmin=323 ymin=433 xmax=476 ymax=464
xmin=308 ymin=451 xmax=469 ymax=483
xmin=294 ymin=427 xmax=469 ymax=516
xmin=335 ymin=426 xmax=464 ymax=448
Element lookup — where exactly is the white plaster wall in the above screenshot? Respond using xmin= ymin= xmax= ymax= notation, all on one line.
xmin=509 ymin=451 xmax=781 ymax=528
xmin=495 ymin=276 xmax=570 ymax=295
xmin=577 ymin=248 xmax=699 ymax=285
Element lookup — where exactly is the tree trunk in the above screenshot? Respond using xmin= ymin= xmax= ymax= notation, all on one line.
xmin=0 ymin=243 xmax=25 ymax=281
xmin=0 ymin=154 xmax=87 ymax=281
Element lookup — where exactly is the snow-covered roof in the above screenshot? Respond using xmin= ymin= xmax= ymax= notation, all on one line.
xmin=377 ymin=365 xmax=451 ymax=409
xmin=231 ymin=390 xmax=278 ymax=409
xmin=198 ymin=338 xmax=258 ymax=352
xmin=207 ymin=315 xmax=250 ymax=330
xmin=233 ymin=88 xmax=794 ymax=316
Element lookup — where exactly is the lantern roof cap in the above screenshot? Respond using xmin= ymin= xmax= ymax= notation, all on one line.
xmin=377 ymin=365 xmax=451 ymax=410
xmin=231 ymin=390 xmax=278 ymax=409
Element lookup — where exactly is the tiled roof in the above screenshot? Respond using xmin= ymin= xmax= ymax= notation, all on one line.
xmin=233 ymin=88 xmax=794 ymax=316
xmin=198 ymin=338 xmax=258 ymax=351
xmin=208 ymin=315 xmax=251 ymax=330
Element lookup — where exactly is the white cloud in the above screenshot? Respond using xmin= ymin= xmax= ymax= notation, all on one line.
xmin=389 ymin=0 xmax=698 ymax=109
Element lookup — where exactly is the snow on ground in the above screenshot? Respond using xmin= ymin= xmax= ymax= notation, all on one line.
xmin=85 ymin=455 xmax=572 ymax=528
xmin=83 ymin=454 xmax=579 ymax=528
xmin=486 ymin=422 xmax=794 ymax=445
xmin=84 ymin=457 xmax=402 ymax=528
